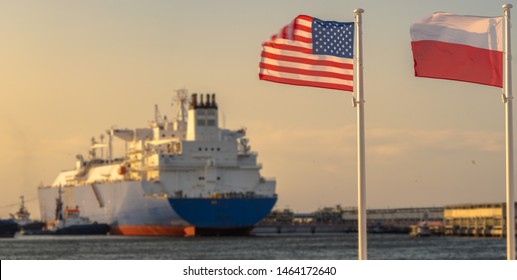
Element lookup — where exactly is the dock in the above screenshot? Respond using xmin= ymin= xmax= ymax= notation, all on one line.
xmin=256 ymin=202 xmax=517 ymax=237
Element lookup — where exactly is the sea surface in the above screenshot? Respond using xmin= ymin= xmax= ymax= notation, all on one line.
xmin=0 ymin=233 xmax=510 ymax=260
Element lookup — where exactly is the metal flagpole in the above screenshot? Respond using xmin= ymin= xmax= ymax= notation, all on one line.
xmin=503 ymin=3 xmax=515 ymax=261
xmin=353 ymin=8 xmax=367 ymax=260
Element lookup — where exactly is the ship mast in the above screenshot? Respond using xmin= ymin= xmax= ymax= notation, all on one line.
xmin=55 ymin=187 xmax=64 ymax=222
xmin=174 ymin=88 xmax=189 ymax=123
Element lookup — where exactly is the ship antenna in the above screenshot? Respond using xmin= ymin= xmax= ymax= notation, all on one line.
xmin=100 ymin=134 xmax=105 ymax=159
xmin=55 ymin=187 xmax=64 ymax=221
xmin=154 ymin=104 xmax=162 ymax=123
xmin=173 ymin=88 xmax=189 ymax=123
xmin=90 ymin=137 xmax=97 ymax=159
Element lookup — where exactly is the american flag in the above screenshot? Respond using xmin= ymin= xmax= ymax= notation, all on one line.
xmin=259 ymin=15 xmax=354 ymax=92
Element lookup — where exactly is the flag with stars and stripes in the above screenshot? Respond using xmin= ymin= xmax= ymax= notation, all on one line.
xmin=259 ymin=15 xmax=354 ymax=92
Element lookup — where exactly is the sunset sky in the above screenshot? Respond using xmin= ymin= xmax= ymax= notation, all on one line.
xmin=1 ymin=0 xmax=515 ymax=218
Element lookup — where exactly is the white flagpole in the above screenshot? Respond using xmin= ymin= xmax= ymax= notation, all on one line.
xmin=503 ymin=3 xmax=515 ymax=261
xmin=353 ymin=8 xmax=367 ymax=260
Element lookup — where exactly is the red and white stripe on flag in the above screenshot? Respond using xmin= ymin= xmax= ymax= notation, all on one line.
xmin=259 ymin=15 xmax=355 ymax=92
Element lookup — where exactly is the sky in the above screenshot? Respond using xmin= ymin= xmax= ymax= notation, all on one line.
xmin=1 ymin=0 xmax=516 ymax=218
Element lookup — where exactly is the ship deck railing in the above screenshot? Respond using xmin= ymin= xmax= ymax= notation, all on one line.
xmin=173 ymin=192 xmax=276 ymax=199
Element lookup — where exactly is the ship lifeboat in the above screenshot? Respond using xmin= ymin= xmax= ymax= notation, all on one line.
xmin=118 ymin=166 xmax=127 ymax=175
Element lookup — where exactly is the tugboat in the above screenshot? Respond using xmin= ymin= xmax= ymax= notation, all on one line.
xmin=25 ymin=189 xmax=110 ymax=235
xmin=0 ymin=219 xmax=18 ymax=238
xmin=9 ymin=196 xmax=44 ymax=232
xmin=51 ymin=188 xmax=110 ymax=235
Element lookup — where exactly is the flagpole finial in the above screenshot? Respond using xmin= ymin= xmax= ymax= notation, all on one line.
xmin=354 ymin=8 xmax=364 ymax=15
xmin=503 ymin=3 xmax=513 ymax=10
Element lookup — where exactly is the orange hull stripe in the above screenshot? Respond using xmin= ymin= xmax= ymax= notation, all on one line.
xmin=111 ymin=225 xmax=195 ymax=237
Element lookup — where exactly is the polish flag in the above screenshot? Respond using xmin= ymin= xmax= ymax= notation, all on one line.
xmin=410 ymin=13 xmax=503 ymax=87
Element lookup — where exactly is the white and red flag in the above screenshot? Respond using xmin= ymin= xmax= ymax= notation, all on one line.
xmin=410 ymin=13 xmax=503 ymax=87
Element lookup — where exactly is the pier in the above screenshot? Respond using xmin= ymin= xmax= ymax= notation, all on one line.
xmin=256 ymin=203 xmax=517 ymax=237
xmin=255 ymin=205 xmax=444 ymax=234
xmin=344 ymin=207 xmax=444 ymax=234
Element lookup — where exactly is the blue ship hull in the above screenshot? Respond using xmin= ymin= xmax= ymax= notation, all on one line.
xmin=168 ymin=197 xmax=277 ymax=235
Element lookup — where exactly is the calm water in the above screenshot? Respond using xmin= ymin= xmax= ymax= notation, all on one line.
xmin=0 ymin=233 xmax=509 ymax=260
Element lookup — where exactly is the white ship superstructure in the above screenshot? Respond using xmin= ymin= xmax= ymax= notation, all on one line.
xmin=140 ymin=93 xmax=276 ymax=199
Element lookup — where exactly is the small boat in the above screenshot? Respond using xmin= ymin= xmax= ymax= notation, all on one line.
xmin=49 ymin=208 xmax=110 ymax=235
xmin=409 ymin=221 xmax=431 ymax=237
xmin=24 ymin=189 xmax=110 ymax=235
xmin=0 ymin=219 xmax=18 ymax=238
xmin=10 ymin=196 xmax=44 ymax=232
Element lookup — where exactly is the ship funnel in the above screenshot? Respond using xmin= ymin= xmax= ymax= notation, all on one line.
xmin=212 ymin=94 xmax=217 ymax=109
xmin=190 ymin=94 xmax=197 ymax=109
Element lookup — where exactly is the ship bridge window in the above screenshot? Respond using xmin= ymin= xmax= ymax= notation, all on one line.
xmin=207 ymin=120 xmax=216 ymax=126
xmin=197 ymin=120 xmax=205 ymax=126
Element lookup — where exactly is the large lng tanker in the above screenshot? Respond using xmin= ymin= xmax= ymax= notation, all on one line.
xmin=38 ymin=90 xmax=277 ymax=236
